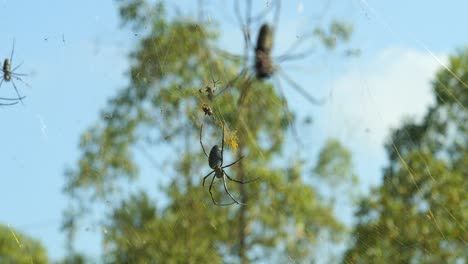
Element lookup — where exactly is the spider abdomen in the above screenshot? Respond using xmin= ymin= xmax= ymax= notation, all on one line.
xmin=255 ymin=24 xmax=274 ymax=79
xmin=3 ymin=59 xmax=11 ymax=81
xmin=256 ymin=24 xmax=273 ymax=53
xmin=209 ymin=145 xmax=222 ymax=168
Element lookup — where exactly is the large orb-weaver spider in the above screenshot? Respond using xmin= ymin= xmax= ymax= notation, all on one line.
xmin=200 ymin=122 xmax=257 ymax=206
xmin=216 ymin=0 xmax=325 ymax=105
xmin=1 ymin=40 xmax=28 ymax=105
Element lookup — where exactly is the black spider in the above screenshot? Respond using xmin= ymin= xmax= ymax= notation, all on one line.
xmin=200 ymin=122 xmax=257 ymax=206
xmin=1 ymin=40 xmax=28 ymax=105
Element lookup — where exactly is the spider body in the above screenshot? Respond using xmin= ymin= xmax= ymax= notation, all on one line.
xmin=256 ymin=24 xmax=273 ymax=54
xmin=208 ymin=145 xmax=222 ymax=169
xmin=200 ymin=79 xmax=218 ymax=101
xmin=218 ymin=19 xmax=323 ymax=105
xmin=200 ymin=123 xmax=257 ymax=206
xmin=255 ymin=24 xmax=274 ymax=79
xmin=201 ymin=103 xmax=213 ymax=116
xmin=205 ymin=86 xmax=215 ymax=101
xmin=3 ymin=59 xmax=11 ymax=81
xmin=255 ymin=49 xmax=274 ymax=79
xmin=0 ymin=41 xmax=28 ymax=104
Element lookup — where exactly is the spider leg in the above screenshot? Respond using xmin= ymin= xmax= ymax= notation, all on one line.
xmin=0 ymin=96 xmax=25 ymax=101
xmin=209 ymin=174 xmax=235 ymax=206
xmin=233 ymin=0 xmax=255 ymax=50
xmin=10 ymin=39 xmax=15 ymax=65
xmin=208 ymin=174 xmax=218 ymax=204
xmin=199 ymin=124 xmax=209 ymax=158
xmin=270 ymin=0 xmax=281 ymax=36
xmin=274 ymin=73 xmax=302 ymax=145
xmin=250 ymin=0 xmax=278 ymax=25
xmin=221 ymin=121 xmax=224 ymax=164
xmin=277 ymin=66 xmax=325 ymax=105
xmin=224 ymin=171 xmax=257 ymax=185
xmin=222 ymin=155 xmax=244 ymax=168
xmin=215 ymin=68 xmax=250 ymax=98
xmin=222 ymin=173 xmax=245 ymax=205
xmin=0 ymin=100 xmax=18 ymax=106
xmin=12 ymin=61 xmax=24 ymax=73
xmin=10 ymin=80 xmax=24 ymax=104
xmin=276 ymin=47 xmax=316 ymax=63
xmin=0 ymin=79 xmax=23 ymax=106
xmin=11 ymin=71 xmax=28 ymax=77
xmin=12 ymin=75 xmax=31 ymax=88
xmin=202 ymin=170 xmax=215 ymax=187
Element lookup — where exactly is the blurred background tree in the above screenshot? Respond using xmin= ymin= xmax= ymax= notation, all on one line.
xmin=343 ymin=49 xmax=468 ymax=263
xmin=61 ymin=0 xmax=356 ymax=263
xmin=0 ymin=224 xmax=49 ymax=264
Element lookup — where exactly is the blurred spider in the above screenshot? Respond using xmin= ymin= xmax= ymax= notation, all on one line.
xmin=215 ymin=0 xmax=325 ymax=105
xmin=1 ymin=41 xmax=28 ymax=104
xmin=199 ymin=79 xmax=219 ymax=101
xmin=200 ymin=122 xmax=257 ymax=206
xmin=201 ymin=103 xmax=212 ymax=116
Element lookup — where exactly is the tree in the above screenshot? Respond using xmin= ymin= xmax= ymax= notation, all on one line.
xmin=62 ymin=1 xmax=355 ymax=263
xmin=343 ymin=49 xmax=468 ymax=263
xmin=0 ymin=224 xmax=49 ymax=264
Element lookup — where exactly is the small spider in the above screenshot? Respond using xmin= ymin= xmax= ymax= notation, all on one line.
xmin=201 ymin=103 xmax=213 ymax=116
xmin=200 ymin=122 xmax=257 ymax=206
xmin=0 ymin=41 xmax=28 ymax=104
xmin=205 ymin=86 xmax=215 ymax=101
xmin=199 ymin=79 xmax=219 ymax=101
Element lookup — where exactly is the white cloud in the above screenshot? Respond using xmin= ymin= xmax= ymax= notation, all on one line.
xmin=297 ymin=2 xmax=304 ymax=14
xmin=325 ymin=47 xmax=446 ymax=152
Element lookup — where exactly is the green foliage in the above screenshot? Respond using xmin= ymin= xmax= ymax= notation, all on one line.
xmin=0 ymin=224 xmax=49 ymax=264
xmin=343 ymin=49 xmax=468 ymax=263
xmin=103 ymin=184 xmax=226 ymax=263
xmin=56 ymin=253 xmax=88 ymax=264
xmin=314 ymin=139 xmax=358 ymax=186
xmin=63 ymin=1 xmax=356 ymax=263
xmin=116 ymin=0 xmax=153 ymax=30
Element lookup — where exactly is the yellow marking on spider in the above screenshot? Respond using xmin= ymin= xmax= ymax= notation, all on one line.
xmin=224 ymin=128 xmax=239 ymax=151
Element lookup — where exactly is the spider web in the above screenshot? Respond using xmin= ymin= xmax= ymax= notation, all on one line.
xmin=0 ymin=0 xmax=467 ymax=263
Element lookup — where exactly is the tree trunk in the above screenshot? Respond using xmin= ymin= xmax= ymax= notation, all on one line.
xmin=238 ymin=145 xmax=248 ymax=264
xmin=236 ymin=78 xmax=252 ymax=264
xmin=184 ymin=124 xmax=193 ymax=264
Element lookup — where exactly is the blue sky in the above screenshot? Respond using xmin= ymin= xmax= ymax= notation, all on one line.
xmin=0 ymin=0 xmax=467 ymax=261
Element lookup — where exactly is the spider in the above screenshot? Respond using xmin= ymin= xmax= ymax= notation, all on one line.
xmin=1 ymin=41 xmax=29 ymax=104
xmin=199 ymin=79 xmax=219 ymax=101
xmin=213 ymin=0 xmax=324 ymax=105
xmin=201 ymin=103 xmax=213 ymax=116
xmin=200 ymin=122 xmax=257 ymax=206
